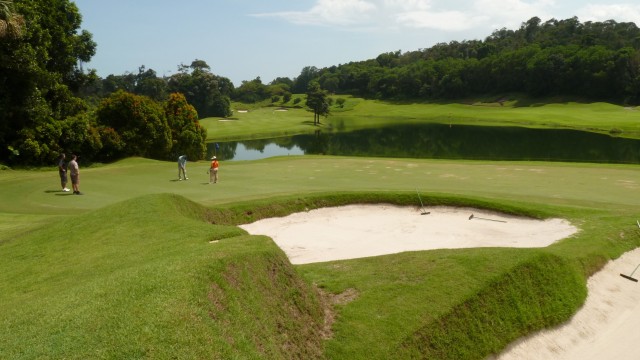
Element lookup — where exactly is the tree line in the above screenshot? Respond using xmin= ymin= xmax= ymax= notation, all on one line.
xmin=306 ymin=17 xmax=640 ymax=103
xmin=2 ymin=0 xmax=639 ymax=166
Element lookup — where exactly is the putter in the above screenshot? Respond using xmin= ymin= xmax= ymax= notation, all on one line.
xmin=468 ymin=213 xmax=507 ymax=223
xmin=620 ymin=263 xmax=640 ymax=282
xmin=415 ymin=189 xmax=430 ymax=215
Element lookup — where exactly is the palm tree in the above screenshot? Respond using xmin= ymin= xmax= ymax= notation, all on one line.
xmin=0 ymin=0 xmax=25 ymax=39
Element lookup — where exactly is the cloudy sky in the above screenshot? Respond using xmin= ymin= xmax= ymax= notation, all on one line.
xmin=73 ymin=0 xmax=640 ymax=86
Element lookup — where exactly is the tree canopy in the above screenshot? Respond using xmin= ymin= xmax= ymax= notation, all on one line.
xmin=297 ymin=17 xmax=640 ymax=104
xmin=0 ymin=0 xmax=97 ymax=163
xmin=0 ymin=1 xmax=209 ymax=165
xmin=305 ymin=81 xmax=331 ymax=126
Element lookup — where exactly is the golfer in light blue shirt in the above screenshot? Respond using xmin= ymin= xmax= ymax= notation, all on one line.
xmin=178 ymin=155 xmax=188 ymax=180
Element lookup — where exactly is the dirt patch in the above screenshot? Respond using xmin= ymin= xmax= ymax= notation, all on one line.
xmin=317 ymin=286 xmax=359 ymax=340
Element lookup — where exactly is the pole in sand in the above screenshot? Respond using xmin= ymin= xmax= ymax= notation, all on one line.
xmin=415 ymin=189 xmax=430 ymax=215
xmin=620 ymin=263 xmax=640 ymax=282
xmin=468 ymin=214 xmax=507 ymax=223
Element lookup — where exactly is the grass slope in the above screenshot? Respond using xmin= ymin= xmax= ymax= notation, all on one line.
xmin=0 ymin=194 xmax=325 ymax=359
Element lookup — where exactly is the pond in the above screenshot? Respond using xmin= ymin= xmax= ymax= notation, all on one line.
xmin=207 ymin=124 xmax=640 ymax=164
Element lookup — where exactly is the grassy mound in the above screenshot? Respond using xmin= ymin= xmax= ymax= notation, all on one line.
xmin=398 ymin=252 xmax=587 ymax=359
xmin=0 ymin=193 xmax=325 ymax=359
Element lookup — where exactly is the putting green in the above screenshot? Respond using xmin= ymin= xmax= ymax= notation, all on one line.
xmin=0 ymin=157 xmax=637 ymax=217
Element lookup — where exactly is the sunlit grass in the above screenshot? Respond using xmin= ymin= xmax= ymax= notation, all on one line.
xmin=201 ymin=96 xmax=640 ymax=141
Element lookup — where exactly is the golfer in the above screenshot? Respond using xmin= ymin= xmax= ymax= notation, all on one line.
xmin=209 ymin=156 xmax=219 ymax=184
xmin=58 ymin=153 xmax=70 ymax=192
xmin=177 ymin=155 xmax=188 ymax=180
xmin=68 ymin=154 xmax=82 ymax=195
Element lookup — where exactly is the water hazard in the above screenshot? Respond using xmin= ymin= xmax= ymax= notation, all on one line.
xmin=208 ymin=124 xmax=640 ymax=164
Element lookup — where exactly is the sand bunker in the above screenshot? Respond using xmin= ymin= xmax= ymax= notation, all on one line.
xmin=239 ymin=204 xmax=577 ymax=265
xmin=493 ymin=247 xmax=640 ymax=360
xmin=240 ymin=205 xmax=640 ymax=359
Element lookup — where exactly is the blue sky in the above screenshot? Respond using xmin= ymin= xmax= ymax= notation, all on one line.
xmin=73 ymin=0 xmax=640 ymax=86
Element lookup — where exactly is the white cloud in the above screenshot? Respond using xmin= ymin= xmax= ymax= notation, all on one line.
xmin=251 ymin=0 xmax=377 ymax=26
xmin=252 ymin=0 xmax=640 ymax=35
xmin=472 ymin=0 xmax=556 ymax=29
xmin=577 ymin=4 xmax=640 ymax=24
xmin=383 ymin=0 xmax=432 ymax=11
xmin=396 ymin=10 xmax=484 ymax=31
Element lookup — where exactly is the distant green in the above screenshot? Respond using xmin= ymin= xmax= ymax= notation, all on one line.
xmin=202 ymin=97 xmax=640 ymax=142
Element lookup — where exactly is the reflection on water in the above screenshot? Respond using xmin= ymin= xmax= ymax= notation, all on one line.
xmin=208 ymin=124 xmax=640 ymax=164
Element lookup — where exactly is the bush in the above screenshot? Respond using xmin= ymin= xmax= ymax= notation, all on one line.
xmin=164 ymin=93 xmax=207 ymax=160
xmin=96 ymin=91 xmax=172 ymax=160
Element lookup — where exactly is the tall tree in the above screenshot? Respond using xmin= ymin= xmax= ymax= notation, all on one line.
xmin=305 ymin=81 xmax=331 ymax=126
xmin=164 ymin=92 xmax=207 ymax=160
xmin=168 ymin=60 xmax=232 ymax=118
xmin=0 ymin=0 xmax=96 ymax=164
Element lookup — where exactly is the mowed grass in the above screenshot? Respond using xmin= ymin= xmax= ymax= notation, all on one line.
xmin=1 ymin=156 xmax=637 ymax=217
xmin=1 ymin=156 xmax=640 ymax=358
xmin=200 ymin=106 xmax=314 ymax=141
xmin=202 ymin=97 xmax=640 ymax=141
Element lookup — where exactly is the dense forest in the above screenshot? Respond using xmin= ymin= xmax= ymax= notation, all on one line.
xmin=296 ymin=16 xmax=640 ymax=103
xmin=1 ymin=0 xmax=639 ymax=165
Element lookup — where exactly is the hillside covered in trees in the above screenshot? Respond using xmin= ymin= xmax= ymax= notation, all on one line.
xmin=298 ymin=17 xmax=640 ymax=103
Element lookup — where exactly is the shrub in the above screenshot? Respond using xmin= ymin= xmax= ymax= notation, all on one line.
xmin=96 ymin=91 xmax=172 ymax=160
xmin=164 ymin=93 xmax=207 ymax=160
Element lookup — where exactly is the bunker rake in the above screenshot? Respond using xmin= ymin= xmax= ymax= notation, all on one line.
xmin=415 ymin=189 xmax=430 ymax=215
xmin=468 ymin=213 xmax=507 ymax=223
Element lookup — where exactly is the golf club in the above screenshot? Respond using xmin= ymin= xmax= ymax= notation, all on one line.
xmin=620 ymin=263 xmax=640 ymax=282
xmin=415 ymin=189 xmax=430 ymax=215
xmin=468 ymin=213 xmax=507 ymax=223
xmin=637 ymin=219 xmax=639 ymax=229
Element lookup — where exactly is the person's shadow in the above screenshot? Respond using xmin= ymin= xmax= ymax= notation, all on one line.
xmin=45 ymin=190 xmax=73 ymax=196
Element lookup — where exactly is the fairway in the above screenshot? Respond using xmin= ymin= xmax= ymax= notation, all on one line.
xmin=1 ymin=156 xmax=638 ymax=216
xmin=203 ymin=98 xmax=640 ymax=142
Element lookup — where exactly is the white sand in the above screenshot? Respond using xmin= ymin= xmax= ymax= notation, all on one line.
xmin=239 ymin=204 xmax=576 ymax=265
xmin=239 ymin=204 xmax=640 ymax=359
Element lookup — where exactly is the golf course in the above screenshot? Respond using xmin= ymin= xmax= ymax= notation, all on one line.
xmin=1 ymin=98 xmax=640 ymax=359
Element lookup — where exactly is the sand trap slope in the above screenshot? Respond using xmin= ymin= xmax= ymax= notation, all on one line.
xmin=493 ymin=247 xmax=640 ymax=360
